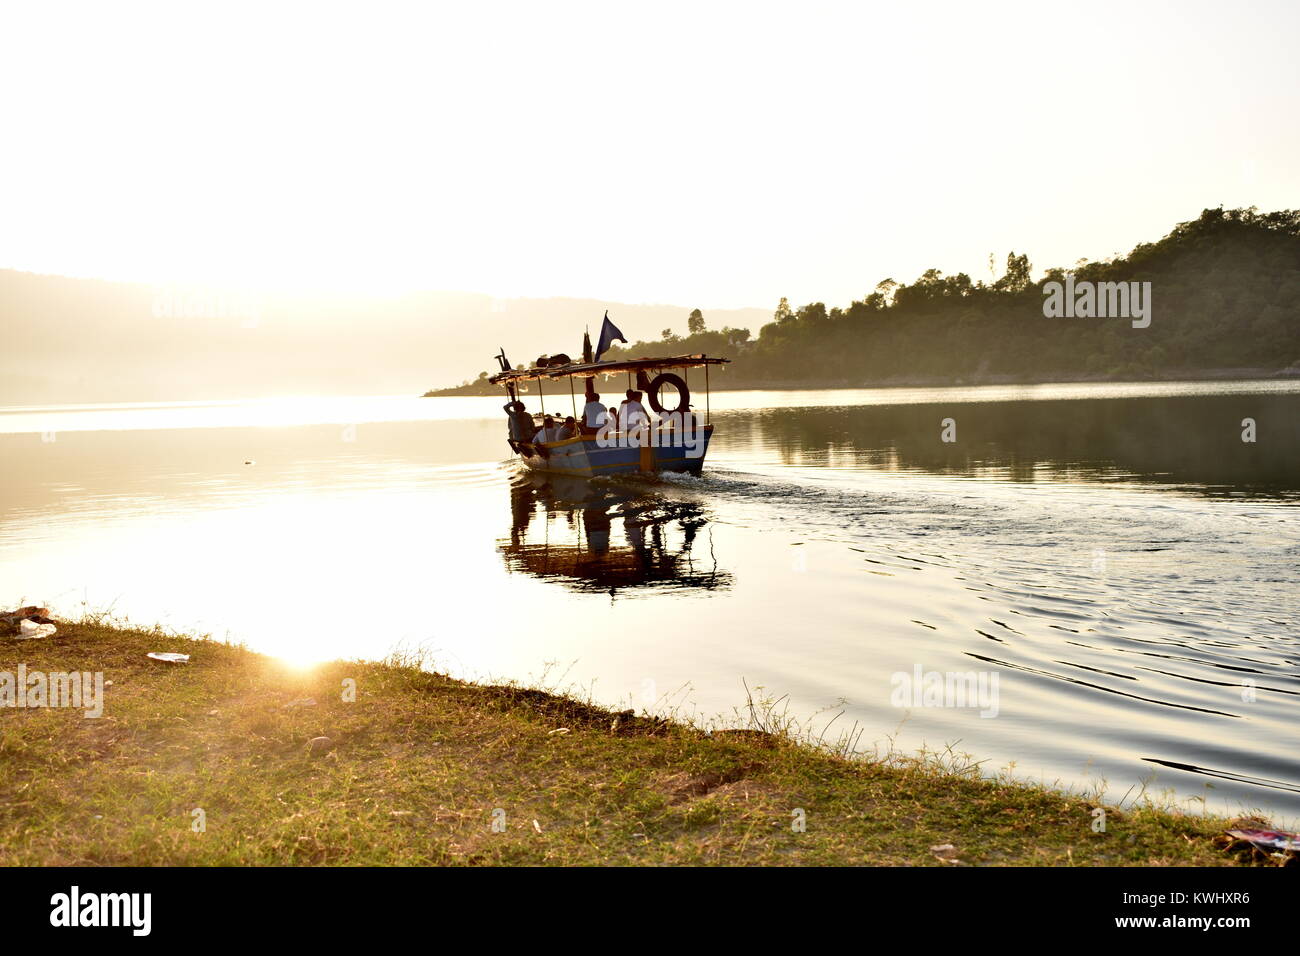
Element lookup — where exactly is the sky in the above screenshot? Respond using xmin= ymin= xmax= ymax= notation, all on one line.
xmin=2 ymin=0 xmax=1297 ymax=311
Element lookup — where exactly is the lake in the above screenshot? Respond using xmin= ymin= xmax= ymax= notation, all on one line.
xmin=3 ymin=380 xmax=1298 ymax=821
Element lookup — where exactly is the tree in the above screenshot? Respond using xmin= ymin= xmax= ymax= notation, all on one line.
xmin=995 ymin=252 xmax=1032 ymax=293
xmin=687 ymin=309 xmax=705 ymax=335
xmin=798 ymin=302 xmax=829 ymax=325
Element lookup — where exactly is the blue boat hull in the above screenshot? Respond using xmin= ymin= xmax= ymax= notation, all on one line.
xmin=519 ymin=425 xmax=714 ymax=477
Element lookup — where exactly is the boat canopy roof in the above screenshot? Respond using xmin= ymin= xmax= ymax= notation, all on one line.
xmin=489 ymin=353 xmax=729 ymax=385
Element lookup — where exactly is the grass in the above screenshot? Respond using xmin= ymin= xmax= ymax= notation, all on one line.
xmin=0 ymin=620 xmax=1283 ymax=866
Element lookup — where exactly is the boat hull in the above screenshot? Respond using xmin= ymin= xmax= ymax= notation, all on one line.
xmin=518 ymin=425 xmax=714 ymax=478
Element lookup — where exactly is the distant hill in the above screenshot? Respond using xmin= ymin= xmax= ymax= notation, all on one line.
xmin=0 ymin=273 xmax=768 ymax=404
xmin=8 ymin=207 xmax=1298 ymax=405
xmin=451 ymin=207 xmax=1297 ymax=395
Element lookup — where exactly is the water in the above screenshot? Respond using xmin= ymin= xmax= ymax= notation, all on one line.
xmin=3 ymin=381 xmax=1298 ymax=821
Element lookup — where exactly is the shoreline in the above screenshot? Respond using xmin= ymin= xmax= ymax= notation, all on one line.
xmin=424 ymin=367 xmax=1300 ymax=398
xmin=0 ymin=620 xmax=1278 ymax=866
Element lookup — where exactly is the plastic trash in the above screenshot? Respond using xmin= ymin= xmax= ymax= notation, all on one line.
xmin=2 ymin=606 xmax=56 ymax=639
xmin=17 ymin=619 xmax=57 ymax=640
xmin=1226 ymin=828 xmax=1300 ymax=852
xmin=147 ymin=652 xmax=190 ymax=663
xmin=930 ymin=843 xmax=961 ymax=863
xmin=3 ymin=605 xmax=51 ymax=621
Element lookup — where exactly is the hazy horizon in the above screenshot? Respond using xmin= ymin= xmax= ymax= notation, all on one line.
xmin=0 ymin=267 xmax=771 ymax=404
xmin=4 ymin=199 xmax=1296 ymax=405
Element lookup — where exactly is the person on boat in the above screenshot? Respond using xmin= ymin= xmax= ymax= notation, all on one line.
xmin=557 ymin=416 xmax=579 ymax=440
xmin=581 ymin=392 xmax=608 ymax=433
xmin=505 ymin=400 xmax=534 ymax=443
xmin=619 ymin=389 xmax=650 ymax=431
xmin=533 ymin=415 xmax=560 ymax=443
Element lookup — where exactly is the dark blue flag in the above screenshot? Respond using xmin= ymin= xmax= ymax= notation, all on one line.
xmin=594 ymin=311 xmax=626 ymax=362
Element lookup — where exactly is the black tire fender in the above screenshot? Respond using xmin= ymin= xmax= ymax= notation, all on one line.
xmin=646 ymin=372 xmax=690 ymax=415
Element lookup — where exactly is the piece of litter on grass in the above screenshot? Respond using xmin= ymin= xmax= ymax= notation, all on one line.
xmin=147 ymin=652 xmax=190 ymax=663
xmin=17 ymin=620 xmax=57 ymax=640
xmin=532 ymin=820 xmax=543 ymax=834
xmin=1226 ymin=828 xmax=1300 ymax=852
xmin=547 ymin=727 xmax=570 ymax=736
xmin=930 ymin=843 xmax=961 ymax=862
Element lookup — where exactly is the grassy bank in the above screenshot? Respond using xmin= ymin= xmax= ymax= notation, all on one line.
xmin=0 ymin=621 xmax=1274 ymax=866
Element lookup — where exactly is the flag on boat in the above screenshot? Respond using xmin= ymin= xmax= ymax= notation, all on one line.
xmin=594 ymin=311 xmax=626 ymax=362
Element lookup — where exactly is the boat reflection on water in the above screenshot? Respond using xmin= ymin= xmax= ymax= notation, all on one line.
xmin=499 ymin=473 xmax=731 ymax=595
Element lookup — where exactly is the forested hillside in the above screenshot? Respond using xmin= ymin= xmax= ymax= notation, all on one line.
xmin=594 ymin=207 xmax=1300 ymax=389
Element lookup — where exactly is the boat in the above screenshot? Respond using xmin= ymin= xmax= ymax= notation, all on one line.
xmin=488 ymin=348 xmax=729 ymax=478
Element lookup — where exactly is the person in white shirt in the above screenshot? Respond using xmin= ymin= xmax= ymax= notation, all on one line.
xmin=582 ymin=392 xmax=608 ymax=433
xmin=533 ymin=415 xmax=559 ymax=443
xmin=619 ymin=389 xmax=650 ymax=430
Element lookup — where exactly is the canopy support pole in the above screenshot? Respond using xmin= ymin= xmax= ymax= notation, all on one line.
xmin=705 ymin=363 xmax=711 ymax=424
xmin=569 ymin=377 xmax=576 ymax=418
xmin=684 ymin=367 xmax=690 ymax=426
